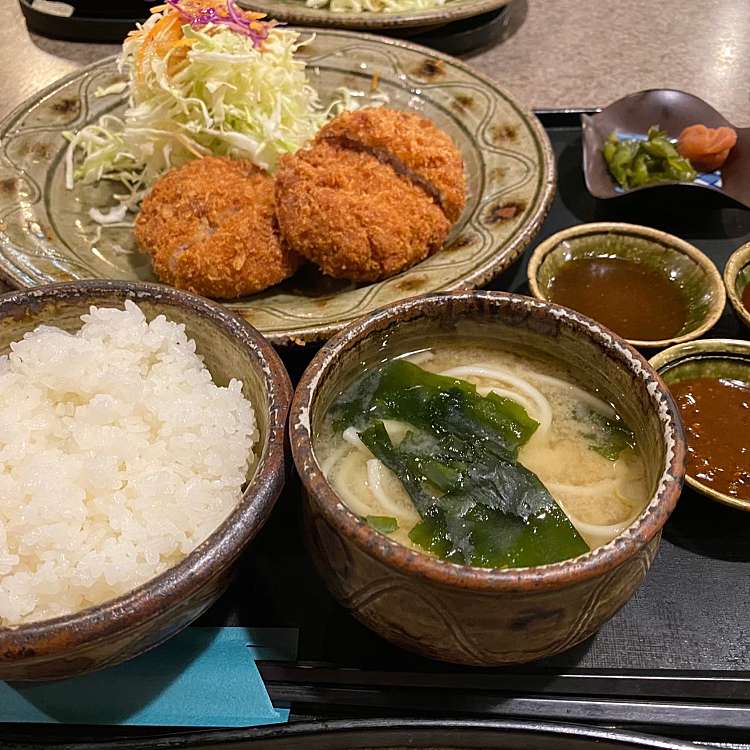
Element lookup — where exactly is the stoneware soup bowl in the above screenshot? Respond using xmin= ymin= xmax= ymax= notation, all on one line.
xmin=0 ymin=281 xmax=292 ymax=681
xmin=291 ymin=291 xmax=686 ymax=665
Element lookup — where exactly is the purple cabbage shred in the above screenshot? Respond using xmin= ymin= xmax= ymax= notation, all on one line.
xmin=165 ymin=0 xmax=274 ymax=46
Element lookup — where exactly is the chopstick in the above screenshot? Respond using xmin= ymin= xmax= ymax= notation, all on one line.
xmin=257 ymin=662 xmax=750 ymax=702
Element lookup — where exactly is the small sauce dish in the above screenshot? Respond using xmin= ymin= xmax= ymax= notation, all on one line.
xmin=527 ymin=222 xmax=726 ymax=349
xmin=650 ymin=339 xmax=750 ymax=512
xmin=581 ymin=89 xmax=750 ymax=208
xmin=723 ymin=241 xmax=750 ymax=331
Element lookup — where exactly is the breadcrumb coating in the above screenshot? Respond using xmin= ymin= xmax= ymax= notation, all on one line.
xmin=135 ymin=157 xmax=301 ymax=299
xmin=275 ymin=141 xmax=450 ymax=282
xmin=318 ymin=107 xmax=466 ymax=222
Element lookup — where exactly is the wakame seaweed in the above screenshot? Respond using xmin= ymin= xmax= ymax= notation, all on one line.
xmin=333 ymin=360 xmax=589 ymax=568
xmin=366 ymin=515 xmax=399 ymax=534
xmin=579 ymin=406 xmax=636 ymax=461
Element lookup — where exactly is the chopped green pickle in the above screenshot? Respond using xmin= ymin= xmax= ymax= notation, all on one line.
xmin=333 ymin=360 xmax=590 ymax=569
xmin=603 ymin=126 xmax=697 ymax=190
xmin=366 ymin=516 xmax=399 ymax=534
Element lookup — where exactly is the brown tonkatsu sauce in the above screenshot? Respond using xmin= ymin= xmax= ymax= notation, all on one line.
xmin=742 ymin=281 xmax=750 ymax=315
xmin=548 ymin=256 xmax=687 ymax=341
xmin=670 ymin=377 xmax=750 ymax=500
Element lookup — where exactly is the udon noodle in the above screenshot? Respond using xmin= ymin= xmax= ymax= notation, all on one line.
xmin=317 ymin=339 xmax=649 ymax=563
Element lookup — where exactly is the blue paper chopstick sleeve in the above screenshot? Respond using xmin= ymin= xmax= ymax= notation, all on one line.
xmin=0 ymin=627 xmax=297 ymax=727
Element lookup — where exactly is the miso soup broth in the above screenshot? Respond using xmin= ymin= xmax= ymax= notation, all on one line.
xmin=316 ymin=338 xmax=650 ymax=569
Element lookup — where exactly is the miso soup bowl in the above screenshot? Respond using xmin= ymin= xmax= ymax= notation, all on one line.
xmin=290 ymin=291 xmax=686 ymax=665
xmin=0 ymin=281 xmax=292 ymax=681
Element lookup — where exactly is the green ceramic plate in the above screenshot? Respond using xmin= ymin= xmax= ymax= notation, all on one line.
xmin=239 ymin=0 xmax=512 ymax=30
xmin=0 ymin=30 xmax=554 ymax=346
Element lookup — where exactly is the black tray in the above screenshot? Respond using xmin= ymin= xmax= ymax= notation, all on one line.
xmin=216 ymin=112 xmax=750 ymax=739
xmin=4 ymin=112 xmax=750 ymax=746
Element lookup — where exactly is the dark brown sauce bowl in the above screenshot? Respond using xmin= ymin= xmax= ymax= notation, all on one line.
xmin=527 ymin=223 xmax=726 ymax=349
xmin=290 ymin=291 xmax=686 ymax=665
xmin=0 ymin=281 xmax=292 ymax=681
xmin=650 ymin=338 xmax=750 ymax=513
xmin=724 ymin=241 xmax=750 ymax=331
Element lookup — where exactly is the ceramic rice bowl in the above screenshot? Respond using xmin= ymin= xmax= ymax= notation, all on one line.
xmin=0 ymin=280 xmax=292 ymax=681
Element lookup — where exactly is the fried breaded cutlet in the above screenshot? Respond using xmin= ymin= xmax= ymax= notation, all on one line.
xmin=275 ymin=107 xmax=467 ymax=283
xmin=135 ymin=157 xmax=301 ymax=299
xmin=275 ymin=141 xmax=450 ymax=283
xmin=318 ymin=107 xmax=466 ymax=223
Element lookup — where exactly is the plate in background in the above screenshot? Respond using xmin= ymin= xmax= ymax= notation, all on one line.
xmin=239 ymin=0 xmax=511 ymax=31
xmin=0 ymin=29 xmax=554 ymax=345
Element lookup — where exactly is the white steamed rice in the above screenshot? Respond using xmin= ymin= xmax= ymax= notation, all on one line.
xmin=0 ymin=301 xmax=257 ymax=626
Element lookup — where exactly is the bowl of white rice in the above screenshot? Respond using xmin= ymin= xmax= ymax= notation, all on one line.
xmin=0 ymin=280 xmax=291 ymax=680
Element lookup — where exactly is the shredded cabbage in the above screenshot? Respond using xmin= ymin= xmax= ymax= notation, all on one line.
xmin=328 ymin=86 xmax=390 ymax=118
xmin=305 ymin=0 xmax=454 ymax=11
xmin=66 ymin=6 xmax=329 ymax=206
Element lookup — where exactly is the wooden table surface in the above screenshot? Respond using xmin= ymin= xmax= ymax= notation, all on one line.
xmin=0 ymin=0 xmax=749 ymax=293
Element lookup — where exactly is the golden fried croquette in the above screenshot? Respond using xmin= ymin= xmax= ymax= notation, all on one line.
xmin=275 ymin=107 xmax=466 ymax=283
xmin=275 ymin=140 xmax=450 ymax=283
xmin=135 ymin=157 xmax=301 ymax=299
xmin=317 ymin=107 xmax=466 ymax=222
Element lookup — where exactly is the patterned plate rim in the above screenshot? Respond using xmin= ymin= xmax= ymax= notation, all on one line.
xmin=239 ymin=0 xmax=512 ymax=30
xmin=0 ymin=28 xmax=556 ymax=346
